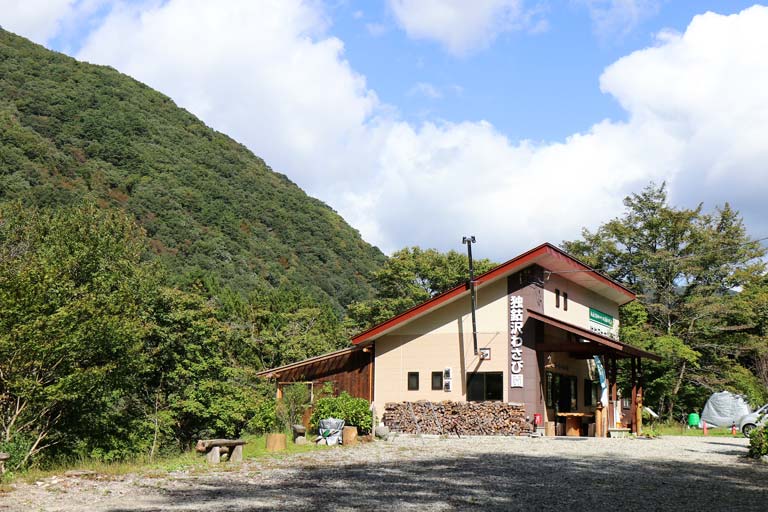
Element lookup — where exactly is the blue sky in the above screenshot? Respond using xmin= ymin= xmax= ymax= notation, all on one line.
xmin=2 ymin=1 xmax=767 ymax=259
xmin=326 ymin=1 xmax=758 ymax=141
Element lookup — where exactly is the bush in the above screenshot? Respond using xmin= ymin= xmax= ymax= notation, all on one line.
xmin=748 ymin=424 xmax=768 ymax=458
xmin=246 ymin=399 xmax=277 ymax=435
xmin=310 ymin=392 xmax=371 ymax=434
xmin=0 ymin=434 xmax=35 ymax=477
xmin=275 ymin=383 xmax=311 ymax=431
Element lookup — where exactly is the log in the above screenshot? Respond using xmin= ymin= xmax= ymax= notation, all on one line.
xmin=342 ymin=426 xmax=358 ymax=446
xmin=382 ymin=401 xmax=531 ymax=436
xmin=265 ymin=433 xmax=287 ymax=452
xmin=195 ymin=439 xmax=247 ymax=452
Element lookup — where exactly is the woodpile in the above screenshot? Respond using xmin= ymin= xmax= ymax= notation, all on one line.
xmin=382 ymin=401 xmax=531 ymax=436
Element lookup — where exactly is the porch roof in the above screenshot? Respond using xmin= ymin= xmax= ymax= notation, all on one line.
xmin=527 ymin=310 xmax=661 ymax=361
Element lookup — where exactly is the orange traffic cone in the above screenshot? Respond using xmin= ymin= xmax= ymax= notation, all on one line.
xmin=731 ymin=423 xmax=737 ymax=436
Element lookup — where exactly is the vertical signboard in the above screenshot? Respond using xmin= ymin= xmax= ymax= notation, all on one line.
xmin=509 ymin=295 xmax=524 ymax=388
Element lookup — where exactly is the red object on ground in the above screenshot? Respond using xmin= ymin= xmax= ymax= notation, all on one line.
xmin=731 ymin=423 xmax=737 ymax=435
xmin=703 ymin=422 xmax=708 ymax=435
xmin=534 ymin=413 xmax=542 ymax=426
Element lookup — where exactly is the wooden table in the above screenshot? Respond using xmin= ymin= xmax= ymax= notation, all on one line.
xmin=557 ymin=413 xmax=594 ymax=436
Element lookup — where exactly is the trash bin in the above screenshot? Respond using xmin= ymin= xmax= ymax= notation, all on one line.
xmin=688 ymin=413 xmax=700 ymax=428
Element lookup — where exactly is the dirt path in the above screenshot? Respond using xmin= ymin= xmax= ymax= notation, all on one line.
xmin=1 ymin=436 xmax=766 ymax=511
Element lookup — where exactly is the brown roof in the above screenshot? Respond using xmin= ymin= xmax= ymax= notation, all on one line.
xmin=352 ymin=242 xmax=635 ymax=345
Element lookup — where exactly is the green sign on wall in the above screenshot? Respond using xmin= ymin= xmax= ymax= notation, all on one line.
xmin=589 ymin=308 xmax=614 ymax=327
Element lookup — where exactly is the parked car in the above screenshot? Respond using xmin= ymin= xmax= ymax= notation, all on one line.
xmin=738 ymin=403 xmax=768 ymax=437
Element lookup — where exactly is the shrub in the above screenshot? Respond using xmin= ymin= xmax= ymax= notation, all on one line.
xmin=0 ymin=434 xmax=35 ymax=477
xmin=748 ymin=424 xmax=768 ymax=459
xmin=310 ymin=392 xmax=371 ymax=434
xmin=275 ymin=383 xmax=311 ymax=431
xmin=246 ymin=399 xmax=277 ymax=435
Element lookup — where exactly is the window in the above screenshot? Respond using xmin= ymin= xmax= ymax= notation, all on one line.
xmin=407 ymin=372 xmax=419 ymax=391
xmin=431 ymin=371 xmax=443 ymax=390
xmin=466 ymin=372 xmax=503 ymax=401
xmin=563 ymin=292 xmax=568 ymax=311
xmin=555 ymin=289 xmax=560 ymax=308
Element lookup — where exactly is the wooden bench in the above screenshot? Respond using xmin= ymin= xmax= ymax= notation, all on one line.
xmin=195 ymin=439 xmax=247 ymax=464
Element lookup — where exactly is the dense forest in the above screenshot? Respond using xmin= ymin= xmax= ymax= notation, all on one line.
xmin=0 ymin=29 xmax=385 ymax=310
xmin=1 ymin=29 xmax=766 ymax=472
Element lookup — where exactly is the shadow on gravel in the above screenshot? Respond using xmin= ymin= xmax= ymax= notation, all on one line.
xmin=107 ymin=445 xmax=768 ymax=512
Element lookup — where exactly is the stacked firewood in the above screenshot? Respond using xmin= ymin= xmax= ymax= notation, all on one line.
xmin=382 ymin=401 xmax=531 ymax=436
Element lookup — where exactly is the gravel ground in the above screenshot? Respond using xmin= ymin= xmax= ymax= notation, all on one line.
xmin=1 ymin=435 xmax=766 ymax=511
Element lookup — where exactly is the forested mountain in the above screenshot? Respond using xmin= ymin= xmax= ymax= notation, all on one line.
xmin=0 ymin=29 xmax=384 ymax=309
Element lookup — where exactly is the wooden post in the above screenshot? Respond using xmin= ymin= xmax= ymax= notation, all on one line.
xmin=609 ymin=357 xmax=618 ymax=428
xmin=342 ymin=426 xmax=358 ymax=446
xmin=637 ymin=357 xmax=644 ymax=435
xmin=630 ymin=357 xmax=637 ymax=434
xmin=266 ymin=433 xmax=287 ymax=452
xmin=595 ymin=402 xmax=604 ymax=438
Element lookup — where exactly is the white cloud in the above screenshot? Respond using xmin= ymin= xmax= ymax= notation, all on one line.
xmin=365 ymin=22 xmax=388 ymax=37
xmin=408 ymin=82 xmax=443 ymax=99
xmin=16 ymin=2 xmax=768 ymax=259
xmin=577 ymin=0 xmax=661 ymax=40
xmin=387 ymin=0 xmax=532 ymax=56
xmin=78 ymin=0 xmax=378 ymax=191
xmin=0 ymin=0 xmax=75 ymax=42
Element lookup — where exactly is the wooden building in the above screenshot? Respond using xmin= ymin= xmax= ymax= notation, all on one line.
xmin=258 ymin=243 xmax=660 ymax=436
xmin=256 ymin=345 xmax=373 ymax=401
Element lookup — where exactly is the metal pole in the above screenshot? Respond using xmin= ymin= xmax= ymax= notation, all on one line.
xmin=463 ymin=236 xmax=478 ymax=355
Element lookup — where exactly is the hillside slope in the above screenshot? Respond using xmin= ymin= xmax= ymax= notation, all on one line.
xmin=0 ymin=29 xmax=384 ymax=307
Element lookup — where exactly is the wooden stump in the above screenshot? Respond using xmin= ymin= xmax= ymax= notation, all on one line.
xmin=342 ymin=426 xmax=358 ymax=446
xmin=266 ymin=433 xmax=287 ymax=452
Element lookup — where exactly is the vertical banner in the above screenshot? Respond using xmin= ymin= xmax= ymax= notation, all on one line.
xmin=509 ymin=295 xmax=524 ymax=388
xmin=593 ymin=355 xmax=608 ymax=407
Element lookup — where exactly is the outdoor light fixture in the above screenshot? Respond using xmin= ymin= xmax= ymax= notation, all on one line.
xmin=578 ymin=338 xmax=592 ymax=344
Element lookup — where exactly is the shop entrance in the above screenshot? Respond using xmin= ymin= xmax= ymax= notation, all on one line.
xmin=546 ymin=371 xmax=577 ymax=414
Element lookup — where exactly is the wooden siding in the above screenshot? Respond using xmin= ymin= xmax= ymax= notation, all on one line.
xmin=274 ymin=348 xmax=372 ymax=401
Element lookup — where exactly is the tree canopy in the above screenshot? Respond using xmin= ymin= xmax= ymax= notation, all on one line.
xmin=563 ymin=183 xmax=768 ymax=417
xmin=347 ymin=246 xmax=497 ymax=330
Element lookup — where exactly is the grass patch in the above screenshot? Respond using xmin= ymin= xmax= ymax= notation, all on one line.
xmin=647 ymin=423 xmax=742 ymax=437
xmin=6 ymin=434 xmax=326 ymax=485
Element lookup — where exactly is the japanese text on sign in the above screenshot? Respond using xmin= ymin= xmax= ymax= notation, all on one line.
xmin=509 ymin=295 xmax=524 ymax=388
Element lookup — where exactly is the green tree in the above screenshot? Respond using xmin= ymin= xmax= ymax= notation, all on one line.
xmin=563 ymin=183 xmax=766 ymax=418
xmin=0 ymin=203 xmax=156 ymax=467
xmin=138 ymin=288 xmax=260 ymax=455
xmin=217 ymin=286 xmax=348 ymax=371
xmin=346 ymin=246 xmax=497 ymax=330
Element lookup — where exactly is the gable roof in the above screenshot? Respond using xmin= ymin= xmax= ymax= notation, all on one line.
xmin=352 ymin=242 xmax=635 ymax=346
